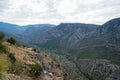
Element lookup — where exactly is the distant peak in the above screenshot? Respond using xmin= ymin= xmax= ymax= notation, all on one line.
xmin=103 ymin=17 xmax=120 ymax=25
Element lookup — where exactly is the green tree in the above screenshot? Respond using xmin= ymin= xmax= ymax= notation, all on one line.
xmin=29 ymin=64 xmax=43 ymax=77
xmin=7 ymin=37 xmax=17 ymax=45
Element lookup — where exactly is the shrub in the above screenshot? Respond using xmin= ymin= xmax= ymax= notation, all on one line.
xmin=29 ymin=64 xmax=43 ymax=77
xmin=22 ymin=45 xmax=26 ymax=47
xmin=7 ymin=37 xmax=17 ymax=45
xmin=8 ymin=53 xmax=16 ymax=64
xmin=0 ymin=32 xmax=5 ymax=41
xmin=8 ymin=62 xmax=23 ymax=75
xmin=33 ymin=48 xmax=37 ymax=51
xmin=0 ymin=43 xmax=7 ymax=53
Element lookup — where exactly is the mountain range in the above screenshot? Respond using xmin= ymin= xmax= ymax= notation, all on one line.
xmin=0 ymin=18 xmax=120 ymax=80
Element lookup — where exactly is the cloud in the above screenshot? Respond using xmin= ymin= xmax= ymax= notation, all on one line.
xmin=0 ymin=0 xmax=10 ymax=12
xmin=0 ymin=0 xmax=120 ymax=25
xmin=56 ymin=0 xmax=77 ymax=14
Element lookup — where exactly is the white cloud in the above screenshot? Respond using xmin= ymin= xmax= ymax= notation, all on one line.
xmin=0 ymin=0 xmax=120 ymax=25
xmin=56 ymin=0 xmax=77 ymax=14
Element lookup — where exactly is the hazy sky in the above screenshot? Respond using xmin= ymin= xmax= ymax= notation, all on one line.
xmin=0 ymin=0 xmax=120 ymax=25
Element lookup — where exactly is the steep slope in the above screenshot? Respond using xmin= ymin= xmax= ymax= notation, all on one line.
xmin=97 ymin=18 xmax=120 ymax=48
xmin=22 ymin=24 xmax=55 ymax=42
xmin=67 ymin=18 xmax=120 ymax=63
xmin=77 ymin=59 xmax=120 ymax=80
xmin=75 ymin=18 xmax=120 ymax=49
xmin=1 ymin=42 xmax=65 ymax=80
xmin=35 ymin=23 xmax=99 ymax=49
xmin=65 ymin=18 xmax=120 ymax=80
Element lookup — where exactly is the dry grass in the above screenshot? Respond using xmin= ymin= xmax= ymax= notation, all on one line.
xmin=0 ymin=54 xmax=10 ymax=79
xmin=2 ymin=42 xmax=64 ymax=80
xmin=3 ymin=42 xmax=36 ymax=64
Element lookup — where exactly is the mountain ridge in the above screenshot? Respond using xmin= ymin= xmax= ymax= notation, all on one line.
xmin=0 ymin=17 xmax=120 ymax=80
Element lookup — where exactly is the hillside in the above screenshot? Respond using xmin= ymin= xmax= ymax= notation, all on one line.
xmin=0 ymin=41 xmax=64 ymax=80
xmin=0 ymin=22 xmax=55 ymax=44
xmin=32 ymin=23 xmax=99 ymax=49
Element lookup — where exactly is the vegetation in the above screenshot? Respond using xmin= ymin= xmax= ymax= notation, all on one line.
xmin=0 ymin=32 xmax=5 ymax=42
xmin=0 ymin=33 xmax=18 ymax=79
xmin=0 ymin=43 xmax=7 ymax=53
xmin=29 ymin=64 xmax=43 ymax=77
xmin=0 ymin=32 xmax=6 ymax=53
xmin=8 ymin=53 xmax=16 ymax=64
xmin=41 ymin=38 xmax=60 ymax=49
xmin=0 ymin=54 xmax=10 ymax=79
xmin=33 ymin=48 xmax=37 ymax=51
xmin=7 ymin=37 xmax=17 ymax=45
xmin=83 ymin=73 xmax=96 ymax=80
xmin=8 ymin=62 xmax=23 ymax=75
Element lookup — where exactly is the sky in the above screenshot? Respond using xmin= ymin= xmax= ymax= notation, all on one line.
xmin=0 ymin=0 xmax=120 ymax=25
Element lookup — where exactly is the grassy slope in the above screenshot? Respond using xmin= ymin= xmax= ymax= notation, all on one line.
xmin=0 ymin=54 xmax=10 ymax=79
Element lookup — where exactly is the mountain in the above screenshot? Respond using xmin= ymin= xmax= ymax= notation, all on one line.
xmin=97 ymin=18 xmax=120 ymax=48
xmin=76 ymin=18 xmax=120 ymax=49
xmin=64 ymin=18 xmax=120 ymax=80
xmin=22 ymin=24 xmax=55 ymax=42
xmin=0 ymin=18 xmax=120 ymax=80
xmin=30 ymin=18 xmax=120 ymax=80
xmin=31 ymin=23 xmax=99 ymax=49
xmin=37 ymin=18 xmax=120 ymax=50
xmin=0 ymin=22 xmax=26 ymax=35
xmin=0 ymin=22 xmax=55 ymax=44
xmin=59 ymin=18 xmax=120 ymax=64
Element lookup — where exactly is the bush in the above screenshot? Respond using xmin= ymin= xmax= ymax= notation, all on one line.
xmin=33 ymin=48 xmax=37 ymax=51
xmin=0 ymin=32 xmax=5 ymax=41
xmin=8 ymin=53 xmax=16 ymax=64
xmin=8 ymin=62 xmax=23 ymax=75
xmin=22 ymin=45 xmax=26 ymax=47
xmin=7 ymin=37 xmax=17 ymax=45
xmin=0 ymin=43 xmax=7 ymax=53
xmin=29 ymin=64 xmax=43 ymax=77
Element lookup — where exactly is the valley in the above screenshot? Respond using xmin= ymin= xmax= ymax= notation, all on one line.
xmin=0 ymin=18 xmax=120 ymax=80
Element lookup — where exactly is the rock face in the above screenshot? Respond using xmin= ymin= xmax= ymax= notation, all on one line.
xmin=36 ymin=52 xmax=64 ymax=80
xmin=97 ymin=18 xmax=120 ymax=48
xmin=77 ymin=59 xmax=120 ymax=80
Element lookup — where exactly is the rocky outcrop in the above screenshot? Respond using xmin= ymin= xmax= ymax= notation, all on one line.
xmin=36 ymin=52 xmax=65 ymax=80
xmin=77 ymin=59 xmax=120 ymax=80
